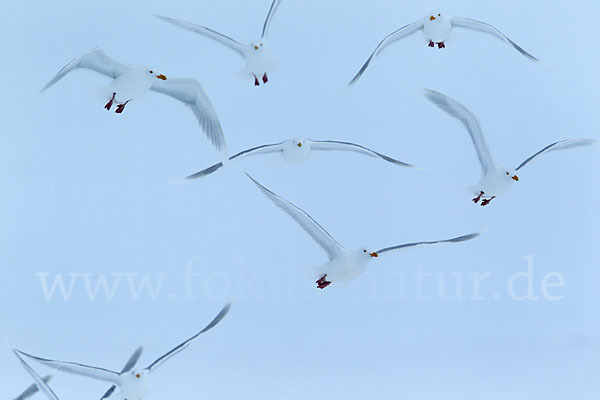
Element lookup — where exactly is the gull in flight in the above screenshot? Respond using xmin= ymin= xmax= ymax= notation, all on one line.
xmin=42 ymin=48 xmax=228 ymax=157
xmin=187 ymin=138 xmax=413 ymax=180
xmin=424 ymin=89 xmax=597 ymax=206
xmin=12 ymin=351 xmax=59 ymax=400
xmin=349 ymin=12 xmax=538 ymax=86
xmin=17 ymin=304 xmax=230 ymax=400
xmin=156 ymin=0 xmax=282 ymax=86
xmin=248 ymin=175 xmax=479 ymax=289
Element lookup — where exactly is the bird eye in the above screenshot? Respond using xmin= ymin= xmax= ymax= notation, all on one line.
xmin=438 ymin=13 xmax=441 ymax=16
xmin=149 ymin=70 xmax=153 ymax=74
xmin=363 ymin=250 xmax=367 ymax=253
xmin=506 ymin=172 xmax=509 ymax=175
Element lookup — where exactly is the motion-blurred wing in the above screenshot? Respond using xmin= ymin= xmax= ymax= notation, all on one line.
xmin=451 ymin=17 xmax=538 ymax=62
xmin=261 ymin=0 xmax=283 ymax=39
xmin=515 ymin=139 xmax=596 ymax=171
xmin=348 ymin=19 xmax=424 ymax=87
xmin=42 ymin=48 xmax=128 ymax=91
xmin=151 ymin=78 xmax=228 ymax=157
xmin=308 ymin=140 xmax=413 ymax=167
xmin=155 ymin=15 xmax=247 ymax=57
xmin=376 ymin=233 xmax=480 ymax=256
xmin=17 ymin=350 xmax=121 ymax=385
xmin=187 ymin=142 xmax=285 ymax=180
xmin=424 ymin=89 xmax=495 ymax=175
xmin=145 ymin=304 xmax=231 ymax=373
xmin=13 ymin=351 xmax=59 ymax=400
xmin=247 ymin=174 xmax=345 ymax=260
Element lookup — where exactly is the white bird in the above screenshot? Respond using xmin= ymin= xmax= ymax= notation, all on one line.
xmin=17 ymin=304 xmax=230 ymax=400
xmin=42 ymin=48 xmax=228 ymax=157
xmin=248 ymin=174 xmax=479 ymax=289
xmin=349 ymin=12 xmax=538 ymax=86
xmin=424 ymin=89 xmax=597 ymax=206
xmin=187 ymin=138 xmax=413 ymax=179
xmin=155 ymin=0 xmax=282 ymax=86
xmin=12 ymin=351 xmax=59 ymax=400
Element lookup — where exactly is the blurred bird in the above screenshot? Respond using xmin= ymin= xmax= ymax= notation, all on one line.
xmin=42 ymin=48 xmax=228 ymax=158
xmin=187 ymin=138 xmax=413 ymax=179
xmin=248 ymin=174 xmax=479 ymax=289
xmin=349 ymin=12 xmax=538 ymax=86
xmin=17 ymin=304 xmax=230 ymax=400
xmin=424 ymin=89 xmax=596 ymax=206
xmin=156 ymin=0 xmax=283 ymax=86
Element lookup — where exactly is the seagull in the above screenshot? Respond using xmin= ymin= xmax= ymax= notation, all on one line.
xmin=248 ymin=175 xmax=479 ymax=289
xmin=156 ymin=0 xmax=282 ymax=86
xmin=187 ymin=138 xmax=413 ymax=179
xmin=17 ymin=304 xmax=230 ymax=400
xmin=42 ymin=48 xmax=228 ymax=157
xmin=12 ymin=351 xmax=59 ymax=400
xmin=424 ymin=89 xmax=597 ymax=206
xmin=348 ymin=12 xmax=538 ymax=86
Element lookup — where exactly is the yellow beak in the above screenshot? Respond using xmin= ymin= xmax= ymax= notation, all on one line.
xmin=370 ymin=252 xmax=379 ymax=258
xmin=136 ymin=373 xmax=141 ymax=378
xmin=254 ymin=45 xmax=259 ymax=50
xmin=430 ymin=15 xmax=436 ymax=21
xmin=512 ymin=175 xmax=519 ymax=181
xmin=156 ymin=74 xmax=167 ymax=80
xmin=297 ymin=142 xmax=302 ymax=147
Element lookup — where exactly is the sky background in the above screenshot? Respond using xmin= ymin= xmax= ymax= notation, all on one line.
xmin=1 ymin=0 xmax=599 ymax=399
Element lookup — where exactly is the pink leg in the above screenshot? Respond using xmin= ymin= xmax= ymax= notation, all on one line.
xmin=472 ymin=191 xmax=484 ymax=204
xmin=316 ymin=274 xmax=331 ymax=289
xmin=437 ymin=42 xmax=445 ymax=49
xmin=115 ymin=100 xmax=130 ymax=114
xmin=262 ymin=73 xmax=268 ymax=84
xmin=428 ymin=40 xmax=435 ymax=48
xmin=104 ymin=93 xmax=116 ymax=111
xmin=480 ymin=196 xmax=496 ymax=207
xmin=253 ymin=74 xmax=260 ymax=86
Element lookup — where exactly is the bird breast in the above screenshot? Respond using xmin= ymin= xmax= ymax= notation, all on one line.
xmin=423 ymin=17 xmax=452 ymax=42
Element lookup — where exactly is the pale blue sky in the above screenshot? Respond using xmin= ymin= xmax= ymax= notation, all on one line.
xmin=1 ymin=0 xmax=599 ymax=399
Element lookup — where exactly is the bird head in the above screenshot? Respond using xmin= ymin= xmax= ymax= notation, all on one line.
xmin=505 ymin=169 xmax=519 ymax=182
xmin=362 ymin=249 xmax=379 ymax=258
xmin=132 ymin=370 xmax=145 ymax=379
xmin=144 ymin=67 xmax=167 ymax=81
xmin=429 ymin=12 xmax=443 ymax=21
xmin=292 ymin=138 xmax=306 ymax=149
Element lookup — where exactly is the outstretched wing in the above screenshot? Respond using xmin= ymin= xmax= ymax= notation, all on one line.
xmin=14 ymin=375 xmax=53 ymax=400
xmin=13 ymin=351 xmax=59 ymax=400
xmin=515 ymin=139 xmax=596 ymax=171
xmin=145 ymin=304 xmax=231 ymax=373
xmin=261 ymin=0 xmax=283 ymax=39
xmin=151 ymin=78 xmax=228 ymax=157
xmin=155 ymin=15 xmax=247 ymax=57
xmin=16 ymin=350 xmax=121 ymax=385
xmin=14 ymin=376 xmax=53 ymax=400
xmin=42 ymin=48 xmax=128 ymax=91
xmin=348 ymin=19 xmax=424 ymax=87
xmin=187 ymin=142 xmax=285 ymax=180
xmin=247 ymin=174 xmax=345 ymax=260
xmin=100 ymin=347 xmax=144 ymax=400
xmin=424 ymin=89 xmax=495 ymax=176
xmin=451 ymin=17 xmax=538 ymax=62
xmin=308 ymin=140 xmax=413 ymax=167
xmin=375 ymin=232 xmax=480 ymax=256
